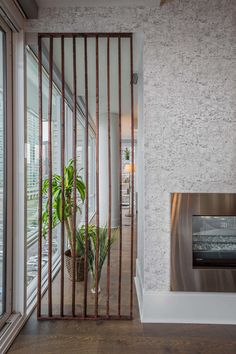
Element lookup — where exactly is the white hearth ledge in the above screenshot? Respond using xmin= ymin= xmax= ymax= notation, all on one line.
xmin=135 ymin=263 xmax=236 ymax=325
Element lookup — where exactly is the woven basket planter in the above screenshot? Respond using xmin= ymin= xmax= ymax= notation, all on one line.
xmin=65 ymin=249 xmax=84 ymax=282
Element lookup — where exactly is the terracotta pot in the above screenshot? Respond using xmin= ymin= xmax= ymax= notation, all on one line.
xmin=65 ymin=249 xmax=84 ymax=282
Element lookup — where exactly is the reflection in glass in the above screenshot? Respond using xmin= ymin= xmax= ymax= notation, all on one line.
xmin=193 ymin=216 xmax=236 ymax=267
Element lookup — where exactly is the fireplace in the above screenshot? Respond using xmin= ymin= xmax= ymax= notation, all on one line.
xmin=171 ymin=193 xmax=236 ymax=292
xmin=193 ymin=216 xmax=236 ymax=268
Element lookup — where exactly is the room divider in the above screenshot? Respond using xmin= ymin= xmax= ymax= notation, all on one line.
xmin=37 ymin=33 xmax=135 ymax=320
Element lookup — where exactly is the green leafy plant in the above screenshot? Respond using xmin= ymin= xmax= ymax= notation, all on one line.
xmin=87 ymin=225 xmax=117 ymax=291
xmin=41 ymin=159 xmax=116 ymax=288
xmin=76 ymin=224 xmax=96 ymax=258
xmin=42 ymin=159 xmax=86 ymax=257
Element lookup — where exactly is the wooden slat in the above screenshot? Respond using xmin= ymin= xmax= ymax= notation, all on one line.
xmin=72 ymin=36 xmax=77 ymax=316
xmin=130 ymin=35 xmax=135 ymax=319
xmin=106 ymin=35 xmax=111 ymax=317
xmin=47 ymin=36 xmax=53 ymax=317
xmin=37 ymin=35 xmax=43 ymax=319
xmin=39 ymin=33 xmax=132 ymax=38
xmin=38 ymin=315 xmax=131 ymax=321
xmin=60 ymin=35 xmax=65 ymax=317
xmin=83 ymin=36 xmax=89 ymax=318
xmin=118 ymin=36 xmax=122 ymax=317
xmin=95 ymin=35 xmax=100 ymax=317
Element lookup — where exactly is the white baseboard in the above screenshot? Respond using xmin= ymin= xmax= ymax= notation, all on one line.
xmin=134 ymin=259 xmax=144 ymax=320
xmin=135 ymin=267 xmax=236 ymax=324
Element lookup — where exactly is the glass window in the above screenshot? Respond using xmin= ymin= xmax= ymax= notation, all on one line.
xmin=89 ymin=132 xmax=95 ymax=216
xmin=26 ymin=46 xmax=96 ymax=304
xmin=26 ymin=50 xmax=61 ymax=301
xmin=26 ymin=51 xmax=40 ymax=296
xmin=77 ymin=120 xmax=84 ymax=172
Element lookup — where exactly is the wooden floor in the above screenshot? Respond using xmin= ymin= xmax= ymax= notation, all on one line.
xmin=8 ymin=313 xmax=236 ymax=354
xmin=8 ymin=211 xmax=236 ymax=354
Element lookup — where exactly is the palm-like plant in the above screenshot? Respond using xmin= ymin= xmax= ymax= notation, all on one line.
xmin=42 ymin=159 xmax=86 ymax=257
xmin=87 ymin=225 xmax=117 ymax=292
xmin=42 ymin=159 xmax=116 ymax=287
xmin=76 ymin=224 xmax=96 ymax=258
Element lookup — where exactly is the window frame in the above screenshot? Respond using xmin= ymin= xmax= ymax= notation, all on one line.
xmin=26 ymin=48 xmax=63 ymax=304
xmin=0 ymin=17 xmax=13 ymax=329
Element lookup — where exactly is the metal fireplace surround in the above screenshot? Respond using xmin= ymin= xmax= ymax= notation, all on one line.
xmin=171 ymin=193 xmax=236 ymax=292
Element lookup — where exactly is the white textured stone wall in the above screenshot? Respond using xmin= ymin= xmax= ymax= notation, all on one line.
xmin=25 ymin=0 xmax=236 ymax=292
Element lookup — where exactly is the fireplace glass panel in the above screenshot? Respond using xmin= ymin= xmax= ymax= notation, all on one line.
xmin=192 ymin=216 xmax=236 ymax=268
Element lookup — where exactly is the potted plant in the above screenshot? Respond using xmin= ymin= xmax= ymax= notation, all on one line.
xmin=75 ymin=224 xmax=94 ymax=282
xmin=42 ymin=159 xmax=86 ymax=281
xmin=86 ymin=225 xmax=117 ymax=293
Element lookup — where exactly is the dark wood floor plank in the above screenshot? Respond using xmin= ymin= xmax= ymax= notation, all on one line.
xmin=8 ymin=313 xmax=236 ymax=354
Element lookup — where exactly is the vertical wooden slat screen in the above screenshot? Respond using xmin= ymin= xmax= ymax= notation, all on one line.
xmin=37 ymin=33 xmax=135 ymax=321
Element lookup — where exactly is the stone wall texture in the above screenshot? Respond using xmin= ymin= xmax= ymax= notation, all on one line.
xmin=25 ymin=0 xmax=236 ymax=291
